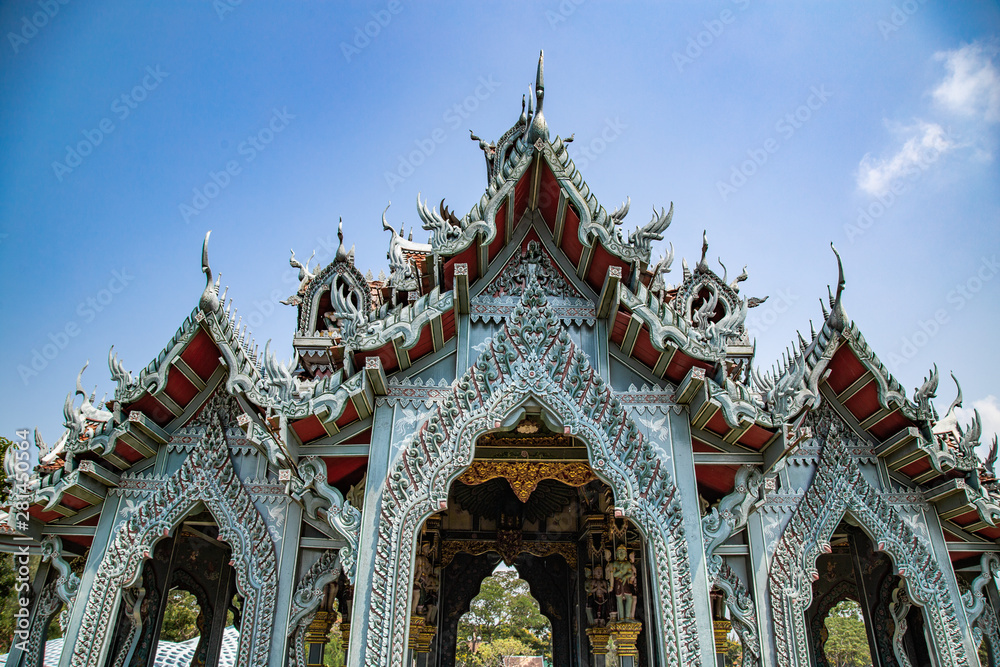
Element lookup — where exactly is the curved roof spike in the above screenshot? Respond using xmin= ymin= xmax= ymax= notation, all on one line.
xmin=518 ymin=94 xmax=527 ymax=126
xmin=914 ymin=363 xmax=939 ymax=413
xmin=381 ymin=202 xmax=394 ymax=234
xmin=697 ymin=231 xmax=709 ymax=272
xmin=628 ymin=204 xmax=673 ymax=253
xmin=199 ymin=231 xmax=220 ymax=313
xmin=985 ymin=435 xmax=999 ymax=473
xmin=828 ymin=243 xmax=847 ymax=331
xmin=718 ymin=258 xmax=728 ymax=285
xmin=75 ymin=360 xmax=89 ymax=398
xmin=681 ymin=257 xmax=691 ymax=282
xmin=525 ymin=50 xmax=549 ymax=144
xmin=335 ymin=217 xmax=349 ymax=264
xmin=609 ymin=196 xmax=631 ymax=223
xmin=819 ymin=297 xmax=829 ymax=320
xmin=34 ymin=428 xmax=49 ymax=458
xmin=651 ymin=242 xmax=674 ymax=277
xmin=536 ymin=49 xmax=544 ymax=91
xmin=440 ymin=199 xmax=461 ymax=225
xmin=731 ymin=265 xmax=749 ymax=290
xmin=947 ymin=371 xmax=963 ymax=416
xmin=830 ymin=242 xmax=845 ymax=305
xmin=965 ymin=409 xmax=983 ymax=442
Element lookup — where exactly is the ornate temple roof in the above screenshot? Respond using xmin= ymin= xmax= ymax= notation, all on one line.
xmin=3 ymin=50 xmax=997 ymax=563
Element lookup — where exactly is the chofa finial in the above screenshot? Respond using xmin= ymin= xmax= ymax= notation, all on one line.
xmin=336 ymin=217 xmax=349 ymax=264
xmin=828 ymin=243 xmax=846 ymax=331
xmin=525 ymin=50 xmax=549 ymax=145
xmin=199 ymin=231 xmax=220 ymax=313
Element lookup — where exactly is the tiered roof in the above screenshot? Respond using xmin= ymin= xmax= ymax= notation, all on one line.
xmin=3 ymin=52 xmax=995 ymax=567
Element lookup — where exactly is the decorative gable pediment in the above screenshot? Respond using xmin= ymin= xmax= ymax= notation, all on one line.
xmin=472 ymin=235 xmax=595 ymax=325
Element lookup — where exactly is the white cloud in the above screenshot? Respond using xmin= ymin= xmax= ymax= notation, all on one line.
xmin=955 ymin=394 xmax=1000 ymax=461
xmin=933 ymin=42 xmax=1000 ymax=123
xmin=856 ymin=121 xmax=953 ymax=196
xmin=855 ymin=41 xmax=999 ymax=197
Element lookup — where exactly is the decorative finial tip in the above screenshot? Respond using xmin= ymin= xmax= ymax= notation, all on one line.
xmin=336 ymin=217 xmax=349 ymax=264
xmin=199 ymin=231 xmax=220 ymax=313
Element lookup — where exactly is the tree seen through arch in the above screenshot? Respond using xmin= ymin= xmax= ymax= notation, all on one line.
xmin=456 ymin=566 xmax=552 ymax=666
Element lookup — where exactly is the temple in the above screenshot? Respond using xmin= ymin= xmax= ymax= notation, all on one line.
xmin=4 ymin=52 xmax=1000 ymax=667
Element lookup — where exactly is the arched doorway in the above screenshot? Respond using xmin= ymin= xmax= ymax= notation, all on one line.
xmin=102 ymin=515 xmax=241 ymax=667
xmin=362 ymin=268 xmax=699 ymax=666
xmin=769 ymin=404 xmax=970 ymax=666
xmin=405 ymin=414 xmax=658 ymax=666
xmin=68 ymin=399 xmax=277 ymax=667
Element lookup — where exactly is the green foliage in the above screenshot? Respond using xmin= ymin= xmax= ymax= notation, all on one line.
xmin=0 ymin=555 xmax=64 ymax=653
xmin=723 ymin=637 xmax=743 ymax=667
xmin=0 ymin=554 xmax=17 ymax=652
xmin=159 ymin=589 xmax=201 ymax=642
xmin=456 ymin=569 xmax=552 ymax=666
xmin=323 ymin=630 xmax=345 ymax=667
xmin=470 ymin=637 xmax=534 ymax=667
xmin=823 ymin=600 xmax=872 ymax=667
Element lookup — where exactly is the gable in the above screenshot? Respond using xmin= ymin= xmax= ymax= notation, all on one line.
xmin=472 ymin=229 xmax=594 ymax=325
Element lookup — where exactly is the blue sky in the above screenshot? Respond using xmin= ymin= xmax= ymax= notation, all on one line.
xmin=1 ymin=1 xmax=998 ymax=449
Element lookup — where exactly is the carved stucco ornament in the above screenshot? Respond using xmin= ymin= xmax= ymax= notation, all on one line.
xmin=362 ymin=265 xmax=698 ymax=666
xmin=456 ymin=460 xmax=595 ymax=502
xmin=68 ymin=400 xmax=277 ymax=667
xmin=768 ymin=403 xmax=974 ymax=667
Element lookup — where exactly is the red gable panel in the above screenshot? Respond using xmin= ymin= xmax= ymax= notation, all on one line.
xmin=825 ymin=345 xmax=865 ymax=394
xmin=164 ymin=369 xmax=200 ymax=409
xmin=538 ymin=161 xmax=560 ymax=232
xmin=180 ymin=328 xmax=222 ymax=381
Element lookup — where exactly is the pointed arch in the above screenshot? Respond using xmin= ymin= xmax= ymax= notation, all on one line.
xmin=768 ymin=404 xmax=971 ymax=666
xmin=69 ymin=402 xmax=277 ymax=667
xmin=363 ymin=272 xmax=699 ymax=666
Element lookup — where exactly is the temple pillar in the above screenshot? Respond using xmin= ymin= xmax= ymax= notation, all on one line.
xmin=4 ymin=559 xmax=53 ymax=667
xmin=304 ymin=610 xmax=334 ymax=666
xmin=515 ymin=554 xmax=573 ymax=665
xmin=57 ymin=493 xmax=124 ymax=667
xmin=431 ymin=551 xmax=499 ymax=667
xmin=267 ymin=492 xmax=304 ymax=661
xmin=712 ymin=619 xmax=731 ymax=667
xmin=585 ymin=625 xmax=612 ymax=667
xmin=745 ymin=508 xmax=777 ymax=666
xmin=346 ymin=403 xmax=396 ymax=666
xmin=847 ymin=530 xmax=887 ymax=667
xmin=672 ymin=411 xmax=721 ymax=666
